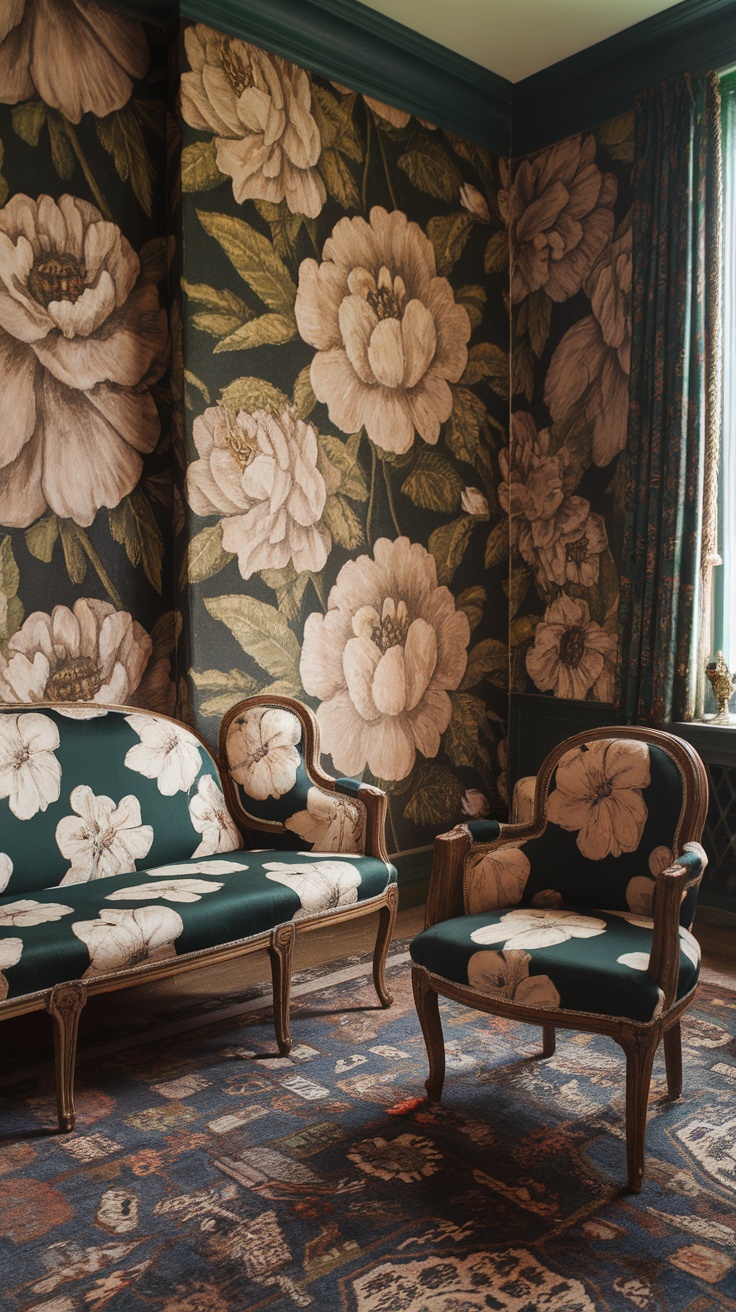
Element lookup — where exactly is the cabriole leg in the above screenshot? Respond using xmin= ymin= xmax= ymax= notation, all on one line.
xmin=47 ymin=982 xmax=87 ymax=1132
xmin=542 ymin=1023 xmax=556 ymax=1057
xmin=412 ymin=965 xmax=446 ymax=1102
xmin=373 ymin=884 xmax=398 ymax=1009
xmin=621 ymin=1029 xmax=659 ymax=1193
xmin=269 ymin=923 xmax=295 ymax=1056
xmin=663 ymin=1021 xmax=683 ymax=1100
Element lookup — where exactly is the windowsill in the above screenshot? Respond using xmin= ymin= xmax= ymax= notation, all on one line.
xmin=661 ymin=719 xmax=736 ymax=764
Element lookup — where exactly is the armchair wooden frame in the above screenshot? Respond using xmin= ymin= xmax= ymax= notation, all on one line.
xmin=412 ymin=725 xmax=709 ymax=1193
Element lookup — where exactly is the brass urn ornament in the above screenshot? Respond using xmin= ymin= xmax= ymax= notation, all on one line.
xmin=704 ymin=651 xmax=736 ymax=725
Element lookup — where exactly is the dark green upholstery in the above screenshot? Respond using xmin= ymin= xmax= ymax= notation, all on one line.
xmin=223 ymin=703 xmax=367 ymax=854
xmin=465 ymin=739 xmax=702 ymax=927
xmin=0 ymin=707 xmax=240 ymax=896
xmin=0 ymin=850 xmax=396 ymax=1001
xmin=410 ymin=907 xmax=700 ymax=1024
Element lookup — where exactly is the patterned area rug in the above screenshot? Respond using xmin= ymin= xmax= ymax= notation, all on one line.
xmin=2 ymin=949 xmax=736 ymax=1311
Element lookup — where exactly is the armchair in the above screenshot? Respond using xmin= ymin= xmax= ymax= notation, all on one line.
xmin=410 ymin=726 xmax=708 ymax=1192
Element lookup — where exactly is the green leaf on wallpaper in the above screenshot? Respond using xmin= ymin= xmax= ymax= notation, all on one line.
xmin=97 ymin=107 xmax=154 ymax=217
xmin=403 ymin=763 xmax=465 ymax=826
xmin=400 ymin=450 xmax=463 ymax=513
xmin=398 ymin=144 xmax=461 ymax=203
xmin=484 ymin=230 xmax=507 ymax=276
xmin=25 ymin=514 xmax=59 ymax=564
xmin=191 ymin=667 xmax=260 ymax=718
xmin=509 ymin=614 xmax=541 ymax=649
xmin=319 ymin=432 xmax=368 ymax=501
xmin=504 ymin=563 xmax=533 ymax=620
xmin=47 ymin=115 xmax=75 ymax=180
xmin=484 ymin=519 xmax=508 ymax=569
xmin=181 ymin=139 xmax=225 ymax=192
xmin=446 ymin=386 xmax=487 ymax=464
xmin=187 ymin=523 xmax=234 ymax=584
xmin=293 ymin=366 xmax=317 ymax=420
xmin=455 ymin=284 xmax=487 ymax=331
xmin=600 ymin=548 xmax=620 ymax=630
xmin=460 ymin=637 xmax=508 ymax=691
xmin=220 ymin=375 xmax=290 ymax=416
xmin=323 ymin=494 xmax=365 ymax=550
xmin=518 ymin=288 xmax=551 ymax=359
xmin=511 ymin=338 xmax=534 ymax=402
xmin=0 ymin=536 xmax=20 ymax=601
xmin=254 ymin=200 xmax=305 ymax=262
xmin=197 ymin=210 xmax=297 ymax=315
xmin=184 ymin=281 xmax=249 ymax=339
xmin=444 ymin=692 xmax=485 ymax=768
xmin=205 ymin=594 xmax=301 ymax=688
xmin=260 ymin=563 xmax=311 ymax=622
xmin=184 ymin=369 xmax=211 ymax=406
xmin=596 ymin=112 xmax=634 ymax=163
xmin=548 ymin=393 xmax=594 ymax=469
xmin=319 ymin=148 xmax=360 ymax=211
xmin=213 ymin=311 xmax=297 ymax=353
xmin=455 ymin=585 xmax=486 ymax=635
xmin=311 ymin=84 xmax=362 ymax=162
xmin=109 ymin=491 xmax=164 ymax=594
xmin=12 ymin=100 xmax=46 ymax=147
xmin=461 ymin=343 xmax=508 ymax=396
xmin=427 ymin=212 xmax=473 ymax=278
xmin=428 ymin=514 xmax=474 ymax=586
xmin=59 ymin=521 xmax=87 ymax=585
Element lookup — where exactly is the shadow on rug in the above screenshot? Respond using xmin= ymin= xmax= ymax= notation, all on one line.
xmin=1 ymin=950 xmax=736 ymax=1311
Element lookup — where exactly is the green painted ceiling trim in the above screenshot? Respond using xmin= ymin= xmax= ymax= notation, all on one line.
xmin=126 ymin=0 xmax=511 ymax=154
xmin=513 ymin=0 xmax=736 ymax=156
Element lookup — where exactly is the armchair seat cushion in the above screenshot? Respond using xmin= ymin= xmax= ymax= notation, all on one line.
xmin=410 ymin=907 xmax=700 ymax=1023
xmin=0 ymin=851 xmax=396 ymax=1001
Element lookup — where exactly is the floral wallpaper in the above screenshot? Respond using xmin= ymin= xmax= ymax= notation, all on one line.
xmin=0 ymin=3 xmax=176 ymax=717
xmin=176 ymin=22 xmax=510 ymax=852
xmin=505 ymin=118 xmax=634 ymax=705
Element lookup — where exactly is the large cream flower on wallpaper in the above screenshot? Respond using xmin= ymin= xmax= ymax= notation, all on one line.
xmin=186 ymin=405 xmax=332 ymax=579
xmin=0 ymin=193 xmax=167 ymax=529
xmin=294 ymin=207 xmax=471 ymax=454
xmin=180 ymin=24 xmax=325 ymax=218
xmin=526 ymin=595 xmax=614 ymax=701
xmin=500 ymin=134 xmax=616 ymax=303
xmin=545 ymin=212 xmax=632 ymax=467
xmin=300 ymin=537 xmax=470 ymax=781
xmin=0 ymin=1 xmax=149 ymax=122
xmin=547 ymin=738 xmax=650 ymax=860
xmin=0 ymin=600 xmax=152 ymax=708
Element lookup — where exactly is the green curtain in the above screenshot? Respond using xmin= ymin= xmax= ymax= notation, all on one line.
xmin=713 ymin=73 xmax=736 ymax=666
xmin=618 ymin=72 xmax=722 ymax=725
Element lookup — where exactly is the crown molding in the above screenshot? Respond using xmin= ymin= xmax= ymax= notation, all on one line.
xmin=124 ymin=0 xmax=511 ymax=155
xmin=512 ymin=0 xmax=736 ymax=156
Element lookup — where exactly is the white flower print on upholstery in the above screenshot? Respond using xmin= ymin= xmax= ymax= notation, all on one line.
xmin=106 ymin=879 xmax=224 ymax=904
xmin=124 ymin=715 xmax=202 ymax=796
xmin=189 ymin=776 xmax=240 ymax=856
xmin=547 ymin=739 xmax=650 ymax=860
xmin=0 ymin=899 xmax=73 ymax=927
xmin=0 ymin=711 xmax=61 ymax=820
xmin=0 ymin=937 xmax=22 ymax=1001
xmin=264 ymin=858 xmax=362 ymax=918
xmin=284 ymin=786 xmax=365 ymax=854
xmin=467 ymin=949 xmax=560 ymax=1008
xmin=56 ymin=785 xmax=154 ymax=884
xmin=0 ymin=852 xmax=11 ymax=893
xmin=464 ymin=847 xmax=530 ymax=914
xmin=73 ymin=906 xmax=184 ymax=977
xmin=470 ymin=908 xmax=607 ymax=951
xmin=225 ymin=706 xmax=301 ymax=801
xmin=144 ymin=859 xmax=250 ymax=878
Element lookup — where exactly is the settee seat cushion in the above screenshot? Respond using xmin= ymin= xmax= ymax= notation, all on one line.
xmin=410 ymin=907 xmax=700 ymax=1024
xmin=0 ymin=851 xmax=396 ymax=1002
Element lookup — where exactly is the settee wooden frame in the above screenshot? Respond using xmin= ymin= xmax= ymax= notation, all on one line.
xmin=0 ymin=697 xmax=398 ymax=1132
xmin=412 ymin=725 xmax=709 ymax=1193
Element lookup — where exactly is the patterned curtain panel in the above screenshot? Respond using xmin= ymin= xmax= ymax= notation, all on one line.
xmin=618 ymin=72 xmax=722 ymax=724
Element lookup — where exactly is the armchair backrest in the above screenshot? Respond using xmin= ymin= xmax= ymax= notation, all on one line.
xmin=220 ymin=696 xmax=367 ymax=855
xmin=0 ymin=705 xmax=240 ymax=896
xmin=465 ymin=727 xmax=708 ymax=926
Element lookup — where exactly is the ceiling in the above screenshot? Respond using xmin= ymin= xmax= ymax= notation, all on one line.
xmin=356 ymin=0 xmax=686 ymax=82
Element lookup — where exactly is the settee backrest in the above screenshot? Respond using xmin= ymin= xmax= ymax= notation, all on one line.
xmin=0 ymin=705 xmax=240 ymax=896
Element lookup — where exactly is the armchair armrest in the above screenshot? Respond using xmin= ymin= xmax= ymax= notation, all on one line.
xmin=335 ymin=777 xmax=389 ymax=862
xmin=649 ymin=843 xmax=708 ymax=1009
xmin=425 ymin=819 xmax=502 ymax=929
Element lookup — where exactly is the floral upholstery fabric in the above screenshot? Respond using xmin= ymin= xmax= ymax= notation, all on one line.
xmin=224 ymin=704 xmax=366 ymax=854
xmin=410 ymin=907 xmax=700 ymax=1024
xmin=465 ymin=739 xmax=700 ymax=925
xmin=0 ymin=850 xmax=396 ymax=1001
xmin=0 ymin=708 xmax=240 ymax=897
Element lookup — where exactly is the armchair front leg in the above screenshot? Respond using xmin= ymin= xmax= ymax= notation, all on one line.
xmin=649 ymin=844 xmax=707 ymax=1010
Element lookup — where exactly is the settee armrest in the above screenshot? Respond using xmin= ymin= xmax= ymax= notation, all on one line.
xmin=649 ymin=842 xmax=707 ymax=1009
